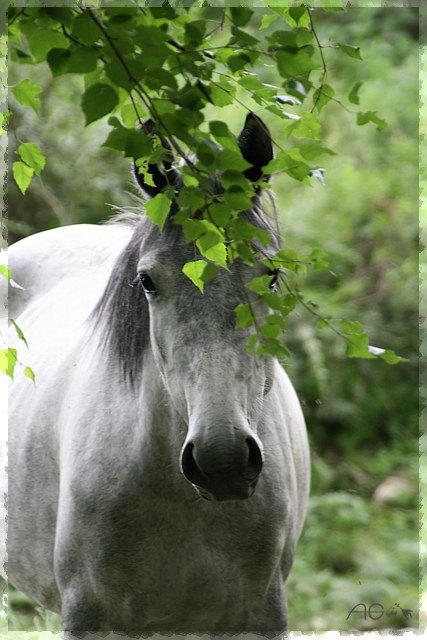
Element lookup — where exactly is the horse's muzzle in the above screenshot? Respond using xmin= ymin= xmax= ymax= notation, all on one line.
xmin=180 ymin=434 xmax=263 ymax=502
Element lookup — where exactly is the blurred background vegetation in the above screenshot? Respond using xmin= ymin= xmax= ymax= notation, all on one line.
xmin=5 ymin=5 xmax=419 ymax=634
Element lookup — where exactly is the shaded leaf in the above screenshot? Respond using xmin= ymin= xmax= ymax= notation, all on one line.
xmin=357 ymin=111 xmax=388 ymax=131
xmin=276 ymin=47 xmax=319 ymax=78
xmin=348 ymin=81 xmax=363 ymax=105
xmin=71 ymin=13 xmax=101 ymax=46
xmin=47 ymin=48 xmax=71 ymax=77
xmin=230 ymin=7 xmax=253 ymax=27
xmin=81 ymin=83 xmax=119 ymax=125
xmin=337 ymin=43 xmax=362 ymax=60
xmin=235 ymin=303 xmax=255 ymax=328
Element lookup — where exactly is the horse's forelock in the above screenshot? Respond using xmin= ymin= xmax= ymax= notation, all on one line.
xmin=93 ymin=195 xmax=279 ymax=383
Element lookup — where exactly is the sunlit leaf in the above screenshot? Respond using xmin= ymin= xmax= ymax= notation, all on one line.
xmin=145 ymin=192 xmax=173 ymax=232
xmin=182 ymin=260 xmax=218 ymax=293
xmin=337 ymin=43 xmax=362 ymax=60
xmin=0 ymin=265 xmax=11 ymax=281
xmin=12 ymin=79 xmax=42 ymax=114
xmin=17 ymin=143 xmax=45 ymax=175
xmin=0 ymin=348 xmax=17 ymax=379
xmin=13 ymin=161 xmax=34 ymax=194
xmin=24 ymin=366 xmax=36 ymax=382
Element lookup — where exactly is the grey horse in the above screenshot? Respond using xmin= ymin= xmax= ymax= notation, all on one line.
xmin=5 ymin=114 xmax=310 ymax=637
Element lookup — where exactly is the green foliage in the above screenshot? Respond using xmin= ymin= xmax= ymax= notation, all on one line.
xmin=0 ymin=347 xmax=17 ymax=378
xmin=12 ymin=78 xmax=41 ymax=113
xmin=6 ymin=3 xmax=403 ymax=366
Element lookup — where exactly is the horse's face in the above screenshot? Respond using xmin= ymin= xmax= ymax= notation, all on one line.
xmin=134 ymin=113 xmax=275 ymax=502
xmin=136 ymin=239 xmax=275 ymax=502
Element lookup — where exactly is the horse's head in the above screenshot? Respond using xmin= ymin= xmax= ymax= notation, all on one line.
xmin=103 ymin=115 xmax=279 ymax=502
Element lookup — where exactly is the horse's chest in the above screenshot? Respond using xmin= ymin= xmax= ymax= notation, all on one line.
xmin=85 ymin=489 xmax=285 ymax=629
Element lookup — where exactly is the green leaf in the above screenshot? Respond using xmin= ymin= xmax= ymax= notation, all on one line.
xmin=12 ymin=79 xmax=42 ymax=114
xmin=67 ymin=47 xmax=98 ymax=74
xmin=348 ymin=81 xmax=363 ymax=105
xmin=259 ymin=323 xmax=281 ymax=340
xmin=287 ymin=7 xmax=311 ymax=28
xmin=246 ymin=333 xmax=259 ymax=353
xmin=42 ymin=7 xmax=74 ymax=28
xmin=46 ymin=48 xmax=71 ymax=77
xmin=247 ymin=275 xmax=274 ymax=294
xmin=345 ymin=334 xmax=374 ymax=359
xmin=24 ymin=366 xmax=36 ymax=382
xmin=337 ymin=43 xmax=362 ymax=60
xmin=145 ymin=192 xmax=173 ymax=232
xmin=260 ymin=14 xmax=278 ymax=30
xmin=28 ymin=28 xmax=68 ymax=61
xmin=227 ymin=53 xmax=251 ymax=73
xmin=81 ymin=83 xmax=119 ymax=125
xmin=357 ymin=111 xmax=388 ymax=132
xmin=9 ymin=318 xmax=29 ymax=348
xmin=312 ymin=84 xmax=335 ymax=112
xmin=298 ymin=142 xmax=335 ymax=160
xmin=0 ymin=348 xmax=17 ymax=379
xmin=196 ymin=238 xmax=227 ymax=268
xmin=276 ymin=47 xmax=319 ymax=78
xmin=135 ymin=159 xmax=155 ymax=188
xmin=235 ymin=303 xmax=255 ymax=328
xmin=17 ymin=143 xmax=45 ymax=175
xmin=270 ymin=29 xmax=313 ymax=48
xmin=182 ymin=260 xmax=218 ymax=293
xmin=230 ymin=7 xmax=253 ymax=27
xmin=71 ymin=13 xmax=101 ymax=46
xmin=209 ymin=78 xmax=235 ymax=107
xmin=0 ymin=265 xmax=11 ymax=281
xmin=209 ymin=120 xmax=230 ymax=138
xmin=379 ymin=350 xmax=407 ymax=365
xmin=288 ymin=112 xmax=321 ymax=139
xmin=13 ymin=161 xmax=34 ymax=194
xmin=184 ymin=20 xmax=206 ymax=46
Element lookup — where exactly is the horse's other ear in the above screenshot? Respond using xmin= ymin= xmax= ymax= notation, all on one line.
xmin=238 ymin=113 xmax=273 ymax=183
xmin=133 ymin=120 xmax=181 ymax=197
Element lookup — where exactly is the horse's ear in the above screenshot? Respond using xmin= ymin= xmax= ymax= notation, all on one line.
xmin=238 ymin=113 xmax=273 ymax=183
xmin=133 ymin=120 xmax=181 ymax=197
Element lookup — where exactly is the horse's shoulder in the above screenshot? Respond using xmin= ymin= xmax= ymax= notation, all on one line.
xmin=8 ymin=224 xmax=132 ymax=318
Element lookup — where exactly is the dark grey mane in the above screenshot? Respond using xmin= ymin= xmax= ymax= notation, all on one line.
xmin=92 ymin=197 xmax=280 ymax=384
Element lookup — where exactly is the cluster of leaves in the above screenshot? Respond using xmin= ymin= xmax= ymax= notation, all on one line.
xmin=0 ymin=265 xmax=35 ymax=381
xmin=6 ymin=4 xmax=399 ymax=363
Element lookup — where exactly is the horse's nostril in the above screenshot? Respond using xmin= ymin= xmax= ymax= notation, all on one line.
xmin=245 ymin=437 xmax=263 ymax=481
xmin=181 ymin=442 xmax=206 ymax=488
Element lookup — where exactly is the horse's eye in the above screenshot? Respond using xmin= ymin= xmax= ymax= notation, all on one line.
xmin=136 ymin=273 xmax=157 ymax=295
